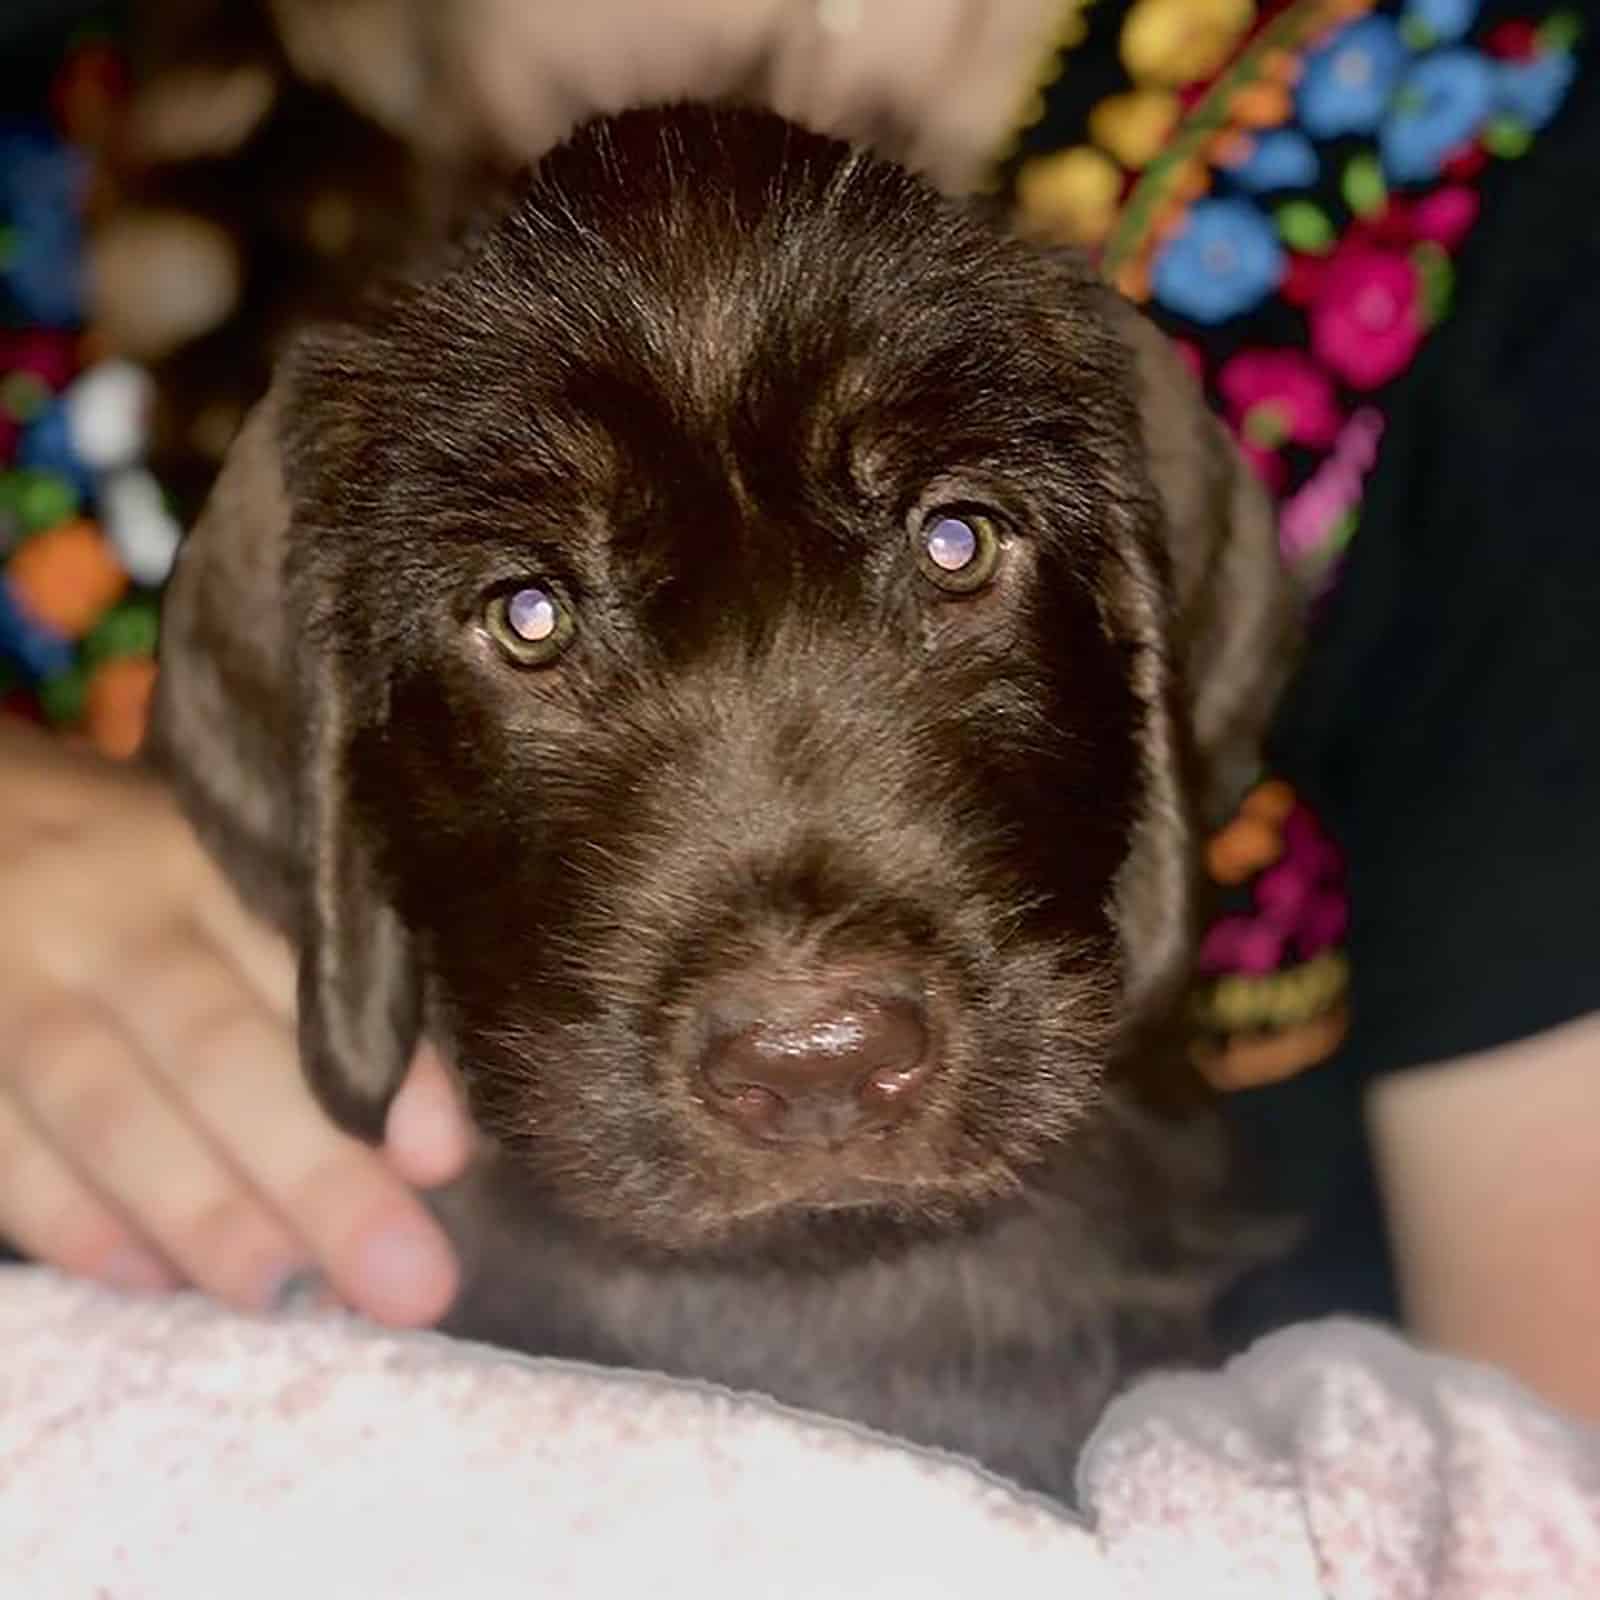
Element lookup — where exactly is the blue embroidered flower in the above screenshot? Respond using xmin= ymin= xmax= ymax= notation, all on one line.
xmin=1151 ymin=200 xmax=1285 ymax=325
xmin=0 ymin=126 xmax=86 ymax=327
xmin=1297 ymin=17 xmax=1407 ymax=138
xmin=1400 ymin=0 xmax=1481 ymax=46
xmin=1496 ymin=51 xmax=1578 ymax=129
xmin=1227 ymin=129 xmax=1319 ymax=192
xmin=1380 ymin=50 xmax=1496 ymax=182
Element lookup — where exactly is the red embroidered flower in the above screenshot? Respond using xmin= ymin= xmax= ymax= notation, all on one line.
xmin=1485 ymin=19 xmax=1539 ymax=60
xmin=1280 ymin=252 xmax=1326 ymax=307
xmin=1219 ymin=349 xmax=1343 ymax=450
xmin=1441 ymin=140 xmax=1489 ymax=179
xmin=1310 ymin=247 xmax=1424 ymax=390
xmin=1348 ymin=197 xmax=1415 ymax=249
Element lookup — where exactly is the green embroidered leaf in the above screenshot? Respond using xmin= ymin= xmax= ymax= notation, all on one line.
xmin=1341 ymin=153 xmax=1387 ymax=217
xmin=2 ymin=468 xmax=80 ymax=534
xmin=1483 ymin=117 xmax=1534 ymax=159
xmin=1538 ymin=10 xmax=1584 ymax=53
xmin=1275 ymin=200 xmax=1335 ymax=254
xmin=1399 ymin=16 xmax=1437 ymax=50
xmin=1243 ymin=402 xmax=1291 ymax=449
xmin=1413 ymin=242 xmax=1454 ymax=327
xmin=37 ymin=666 xmax=88 ymax=728
xmin=82 ymin=601 xmax=161 ymax=666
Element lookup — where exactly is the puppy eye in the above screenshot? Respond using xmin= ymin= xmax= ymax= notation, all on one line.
xmin=915 ymin=511 xmax=1001 ymax=594
xmin=483 ymin=583 xmax=575 ymax=665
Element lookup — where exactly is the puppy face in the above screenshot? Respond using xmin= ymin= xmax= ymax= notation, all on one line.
xmin=158 ymin=106 xmax=1293 ymax=1263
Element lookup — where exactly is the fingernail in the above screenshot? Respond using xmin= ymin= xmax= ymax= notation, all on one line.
xmin=268 ymin=1266 xmax=328 ymax=1313
xmin=353 ymin=1222 xmax=457 ymax=1325
xmin=386 ymin=1058 xmax=476 ymax=1187
xmin=101 ymin=1245 xmax=176 ymax=1295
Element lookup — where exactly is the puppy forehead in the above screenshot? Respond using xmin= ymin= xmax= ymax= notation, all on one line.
xmin=346 ymin=108 xmax=1121 ymax=569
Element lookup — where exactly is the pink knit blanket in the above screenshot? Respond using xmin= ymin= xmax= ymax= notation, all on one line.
xmin=3 ymin=1266 xmax=1596 ymax=1597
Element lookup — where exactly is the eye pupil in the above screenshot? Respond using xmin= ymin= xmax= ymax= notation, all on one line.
xmin=925 ymin=516 xmax=978 ymax=573
xmin=507 ymin=586 xmax=558 ymax=642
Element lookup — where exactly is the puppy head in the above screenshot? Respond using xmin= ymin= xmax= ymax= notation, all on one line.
xmin=157 ymin=105 xmax=1293 ymax=1259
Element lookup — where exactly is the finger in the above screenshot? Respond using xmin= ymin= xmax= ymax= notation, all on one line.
xmin=384 ymin=1044 xmax=477 ymax=1190
xmin=0 ymin=1088 xmax=177 ymax=1293
xmin=0 ymin=717 xmax=149 ymax=828
xmin=179 ymin=848 xmax=299 ymax=1019
xmin=5 ymin=991 xmax=308 ymax=1309
xmin=110 ymin=930 xmax=460 ymax=1327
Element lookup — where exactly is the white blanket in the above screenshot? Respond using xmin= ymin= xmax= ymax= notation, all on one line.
xmin=3 ymin=1265 xmax=1596 ymax=1597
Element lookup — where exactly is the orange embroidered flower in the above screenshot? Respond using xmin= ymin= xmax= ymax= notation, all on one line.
xmin=1228 ymin=77 xmax=1294 ymax=128
xmin=1113 ymin=257 xmax=1152 ymax=300
xmin=1120 ymin=0 xmax=1256 ymax=87
xmin=84 ymin=653 xmax=156 ymax=760
xmin=1192 ymin=1007 xmax=1348 ymax=1091
xmin=8 ymin=519 xmax=127 ymax=638
xmin=1016 ymin=145 xmax=1123 ymax=246
xmin=1209 ymin=127 xmax=1258 ymax=167
xmin=1242 ymin=778 xmax=1298 ymax=825
xmin=1172 ymin=157 xmax=1213 ymax=202
xmin=1207 ymin=814 xmax=1284 ymax=884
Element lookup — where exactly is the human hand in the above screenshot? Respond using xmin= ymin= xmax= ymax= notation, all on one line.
xmin=0 ymin=716 xmax=471 ymax=1325
xmin=434 ymin=0 xmax=1060 ymax=188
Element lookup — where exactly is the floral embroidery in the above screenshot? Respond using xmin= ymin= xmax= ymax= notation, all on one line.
xmin=1279 ymin=406 xmax=1385 ymax=573
xmin=1151 ymin=197 xmax=1286 ymax=322
xmin=1014 ymin=144 xmax=1125 ymax=246
xmin=1495 ymin=49 xmax=1578 ymax=122
xmin=1310 ymin=246 xmax=1425 ymax=387
xmin=1089 ymin=88 xmax=1182 ymax=169
xmin=1225 ymin=128 xmax=1321 ymax=190
xmin=1380 ymin=48 xmax=1497 ymax=179
xmin=995 ymin=0 xmax=1583 ymax=1085
xmin=1120 ymin=0 xmax=1257 ymax=86
xmin=1298 ymin=16 xmax=1409 ymax=135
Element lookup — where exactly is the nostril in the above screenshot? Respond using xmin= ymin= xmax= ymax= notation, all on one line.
xmin=696 ymin=980 xmax=935 ymax=1145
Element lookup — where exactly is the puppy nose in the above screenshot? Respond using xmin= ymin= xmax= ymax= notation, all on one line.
xmin=697 ymin=982 xmax=934 ymax=1145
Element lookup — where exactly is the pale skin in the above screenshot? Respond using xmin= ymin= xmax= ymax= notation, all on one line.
xmin=1367 ymin=1012 xmax=1600 ymax=1422
xmin=0 ymin=717 xmax=469 ymax=1323
xmin=4 ymin=0 xmax=1596 ymax=1418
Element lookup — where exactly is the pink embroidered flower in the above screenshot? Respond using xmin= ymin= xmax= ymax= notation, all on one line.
xmin=1198 ymin=916 xmax=1286 ymax=976
xmin=1410 ymin=184 xmax=1480 ymax=249
xmin=1310 ymin=247 xmax=1424 ymax=390
xmin=1282 ymin=806 xmax=1343 ymax=877
xmin=1298 ymin=890 xmax=1349 ymax=957
xmin=1255 ymin=858 xmax=1313 ymax=921
xmin=1219 ymin=349 xmax=1342 ymax=450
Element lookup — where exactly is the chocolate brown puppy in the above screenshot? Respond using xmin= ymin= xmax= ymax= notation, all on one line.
xmin=150 ymin=104 xmax=1299 ymax=1502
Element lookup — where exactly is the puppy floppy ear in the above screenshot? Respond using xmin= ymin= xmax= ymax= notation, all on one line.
xmin=1108 ymin=297 xmax=1302 ymax=824
xmin=1095 ymin=296 xmax=1302 ymax=1040
xmin=148 ymin=375 xmax=421 ymax=1141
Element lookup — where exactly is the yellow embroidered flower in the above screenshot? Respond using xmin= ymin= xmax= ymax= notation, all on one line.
xmin=1016 ymin=145 xmax=1122 ymax=246
xmin=1089 ymin=88 xmax=1180 ymax=170
xmin=1120 ymin=0 xmax=1255 ymax=88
